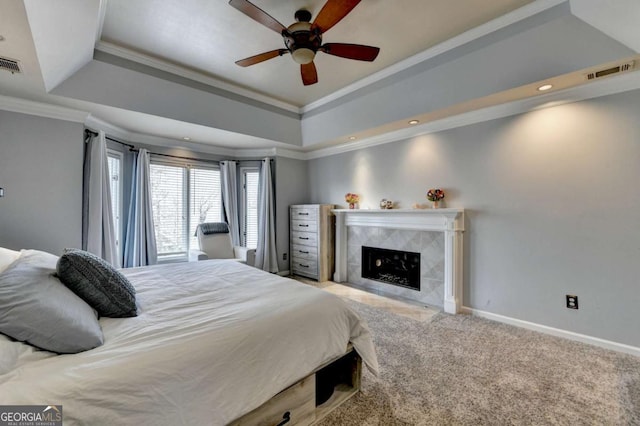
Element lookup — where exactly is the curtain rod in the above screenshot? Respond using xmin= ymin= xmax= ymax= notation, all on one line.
xmin=84 ymin=129 xmax=274 ymax=163
xmin=84 ymin=129 xmax=135 ymax=149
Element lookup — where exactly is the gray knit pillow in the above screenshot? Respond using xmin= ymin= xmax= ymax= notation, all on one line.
xmin=57 ymin=249 xmax=137 ymax=318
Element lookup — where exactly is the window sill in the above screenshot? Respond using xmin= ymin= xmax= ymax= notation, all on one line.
xmin=157 ymin=254 xmax=188 ymax=264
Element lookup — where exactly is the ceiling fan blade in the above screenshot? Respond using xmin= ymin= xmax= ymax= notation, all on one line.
xmin=312 ymin=0 xmax=361 ymax=33
xmin=301 ymin=62 xmax=318 ymax=86
xmin=235 ymin=49 xmax=288 ymax=67
xmin=228 ymin=0 xmax=287 ymax=34
xmin=320 ymin=43 xmax=380 ymax=61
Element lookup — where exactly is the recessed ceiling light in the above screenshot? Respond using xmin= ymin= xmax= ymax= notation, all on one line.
xmin=408 ymin=120 xmax=419 ymax=125
xmin=349 ymin=136 xmax=357 ymax=140
xmin=537 ymin=84 xmax=553 ymax=91
xmin=182 ymin=137 xmax=191 ymax=141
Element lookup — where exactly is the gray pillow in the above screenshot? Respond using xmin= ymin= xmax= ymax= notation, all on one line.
xmin=0 ymin=250 xmax=104 ymax=353
xmin=57 ymin=249 xmax=137 ymax=318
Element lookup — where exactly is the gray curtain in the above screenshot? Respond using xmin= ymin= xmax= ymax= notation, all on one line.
xmin=220 ymin=160 xmax=240 ymax=247
xmin=255 ymin=158 xmax=279 ymax=273
xmin=123 ymin=149 xmax=157 ymax=267
xmin=82 ymin=130 xmax=120 ymax=267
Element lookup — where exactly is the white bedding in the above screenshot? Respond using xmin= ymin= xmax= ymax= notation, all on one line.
xmin=0 ymin=260 xmax=378 ymax=425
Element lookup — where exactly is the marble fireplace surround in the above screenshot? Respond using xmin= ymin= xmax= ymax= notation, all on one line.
xmin=332 ymin=209 xmax=465 ymax=314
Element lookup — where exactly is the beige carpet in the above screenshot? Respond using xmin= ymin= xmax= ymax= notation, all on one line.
xmin=317 ymin=300 xmax=640 ymax=425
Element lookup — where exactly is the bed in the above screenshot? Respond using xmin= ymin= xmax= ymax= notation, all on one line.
xmin=0 ymin=256 xmax=378 ymax=425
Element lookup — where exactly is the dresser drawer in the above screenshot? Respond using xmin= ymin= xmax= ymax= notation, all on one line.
xmin=292 ymin=259 xmax=318 ymax=276
xmin=292 ymin=244 xmax=318 ymax=259
xmin=230 ymin=375 xmax=315 ymax=426
xmin=292 ymin=219 xmax=318 ymax=232
xmin=291 ymin=207 xmax=318 ymax=220
xmin=292 ymin=231 xmax=318 ymax=247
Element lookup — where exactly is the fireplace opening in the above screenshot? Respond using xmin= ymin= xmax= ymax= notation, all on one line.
xmin=361 ymin=246 xmax=420 ymax=291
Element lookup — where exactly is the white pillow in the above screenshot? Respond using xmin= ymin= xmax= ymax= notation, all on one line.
xmin=0 ymin=247 xmax=20 ymax=274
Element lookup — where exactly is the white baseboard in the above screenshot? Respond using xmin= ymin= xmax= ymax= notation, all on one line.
xmin=277 ymin=270 xmax=290 ymax=277
xmin=461 ymin=306 xmax=640 ymax=357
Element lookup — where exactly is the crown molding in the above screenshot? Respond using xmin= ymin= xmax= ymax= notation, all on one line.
xmin=4 ymin=65 xmax=637 ymax=163
xmin=0 ymin=94 xmax=89 ymax=122
xmin=305 ymin=70 xmax=640 ymax=160
xmin=272 ymin=148 xmax=307 ymax=160
xmin=6 ymin=66 xmax=638 ymax=162
xmin=233 ymin=147 xmax=307 ymax=160
xmin=95 ymin=41 xmax=300 ymax=114
xmin=85 ymin=114 xmax=129 ymax=139
xmin=86 ymin=114 xmax=236 ymax=156
xmin=301 ymin=0 xmax=568 ymax=114
xmin=84 ymin=114 xmax=305 ymax=159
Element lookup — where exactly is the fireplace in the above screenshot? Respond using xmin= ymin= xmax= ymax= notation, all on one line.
xmin=362 ymin=246 xmax=421 ymax=291
xmin=332 ymin=208 xmax=465 ymax=314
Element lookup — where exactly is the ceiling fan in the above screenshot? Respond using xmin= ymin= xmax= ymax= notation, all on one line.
xmin=229 ymin=0 xmax=380 ymax=86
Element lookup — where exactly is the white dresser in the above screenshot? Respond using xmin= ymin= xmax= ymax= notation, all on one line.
xmin=290 ymin=204 xmax=335 ymax=282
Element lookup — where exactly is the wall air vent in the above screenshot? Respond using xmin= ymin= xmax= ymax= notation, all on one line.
xmin=0 ymin=56 xmax=21 ymax=74
xmin=586 ymin=61 xmax=634 ymax=80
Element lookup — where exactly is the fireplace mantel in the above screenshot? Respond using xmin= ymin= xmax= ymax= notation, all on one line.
xmin=332 ymin=208 xmax=465 ymax=314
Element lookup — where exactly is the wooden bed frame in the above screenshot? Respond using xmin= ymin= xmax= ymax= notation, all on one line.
xmin=231 ymin=346 xmax=361 ymax=425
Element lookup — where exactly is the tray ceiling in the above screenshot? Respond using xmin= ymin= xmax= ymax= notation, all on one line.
xmin=100 ymin=0 xmax=533 ymax=107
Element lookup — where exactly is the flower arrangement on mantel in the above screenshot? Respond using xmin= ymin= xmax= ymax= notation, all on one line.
xmin=345 ymin=193 xmax=360 ymax=209
xmin=426 ymin=188 xmax=445 ymax=208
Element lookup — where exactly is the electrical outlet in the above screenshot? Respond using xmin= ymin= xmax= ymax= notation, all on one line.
xmin=566 ymin=295 xmax=578 ymax=310
xmin=283 ymin=252 xmax=287 ymax=261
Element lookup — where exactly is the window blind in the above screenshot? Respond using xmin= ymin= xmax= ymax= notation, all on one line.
xmin=150 ymin=164 xmax=187 ymax=256
xmin=244 ymin=171 xmax=259 ymax=249
xmin=189 ymin=168 xmax=222 ymax=250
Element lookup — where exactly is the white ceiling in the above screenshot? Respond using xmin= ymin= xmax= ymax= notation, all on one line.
xmin=100 ymin=0 xmax=533 ymax=107
xmin=0 ymin=0 xmax=639 ymax=154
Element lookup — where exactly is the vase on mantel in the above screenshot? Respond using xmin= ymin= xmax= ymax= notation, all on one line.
xmin=349 ymin=203 xmax=355 ymax=209
xmin=431 ymin=201 xmax=439 ymax=209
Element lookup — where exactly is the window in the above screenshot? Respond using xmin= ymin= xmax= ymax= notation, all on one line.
xmin=189 ymin=168 xmax=223 ymax=250
xmin=150 ymin=161 xmax=222 ymax=259
xmin=107 ymin=151 xmax=123 ymax=254
xmin=241 ymin=168 xmax=260 ymax=249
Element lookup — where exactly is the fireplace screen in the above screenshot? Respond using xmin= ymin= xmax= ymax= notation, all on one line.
xmin=361 ymin=246 xmax=420 ymax=291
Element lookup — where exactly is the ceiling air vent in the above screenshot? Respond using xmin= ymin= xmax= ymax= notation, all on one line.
xmin=0 ymin=56 xmax=21 ymax=74
xmin=586 ymin=61 xmax=634 ymax=80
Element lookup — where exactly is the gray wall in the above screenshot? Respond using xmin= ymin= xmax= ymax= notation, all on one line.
xmin=275 ymin=156 xmax=309 ymax=272
xmin=307 ymin=89 xmax=640 ymax=347
xmin=0 ymin=111 xmax=84 ymax=254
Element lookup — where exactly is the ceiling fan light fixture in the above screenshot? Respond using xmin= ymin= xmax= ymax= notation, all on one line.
xmin=291 ymin=48 xmax=316 ymax=64
xmin=230 ymin=0 xmax=379 ymax=85
xmin=288 ymin=21 xmax=312 ymax=33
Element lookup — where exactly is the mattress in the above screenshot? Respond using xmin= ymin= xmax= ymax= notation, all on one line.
xmin=0 ymin=260 xmax=378 ymax=425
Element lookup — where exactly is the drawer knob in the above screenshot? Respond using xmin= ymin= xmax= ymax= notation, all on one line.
xmin=277 ymin=411 xmax=291 ymax=426
xmin=299 ymin=237 xmax=309 ymax=240
xmin=299 ymin=224 xmax=309 ymax=227
xmin=298 ymin=212 xmax=309 ymax=215
xmin=299 ymin=264 xmax=309 ymax=268
xmin=299 ymin=250 xmax=309 ymax=254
